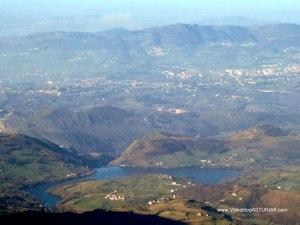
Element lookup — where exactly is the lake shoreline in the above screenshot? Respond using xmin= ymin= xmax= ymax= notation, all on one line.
xmin=26 ymin=166 xmax=241 ymax=208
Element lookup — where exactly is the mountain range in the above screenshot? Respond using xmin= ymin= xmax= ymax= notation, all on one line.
xmin=0 ymin=23 xmax=299 ymax=81
xmin=2 ymin=23 xmax=299 ymax=50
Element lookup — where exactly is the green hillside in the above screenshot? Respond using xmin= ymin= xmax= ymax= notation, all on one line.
xmin=112 ymin=125 xmax=300 ymax=168
xmin=0 ymin=133 xmax=90 ymax=213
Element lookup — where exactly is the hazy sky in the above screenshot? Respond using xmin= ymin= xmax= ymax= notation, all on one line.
xmin=2 ymin=0 xmax=299 ymax=9
xmin=2 ymin=0 xmax=299 ymax=17
xmin=0 ymin=0 xmax=299 ymax=35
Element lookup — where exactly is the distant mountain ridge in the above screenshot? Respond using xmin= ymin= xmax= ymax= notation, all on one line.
xmin=1 ymin=23 xmax=299 ymax=52
xmin=0 ymin=22 xmax=299 ymax=83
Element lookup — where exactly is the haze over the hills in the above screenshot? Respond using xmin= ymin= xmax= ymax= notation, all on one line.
xmin=0 ymin=1 xmax=299 ymax=225
xmin=0 ymin=0 xmax=299 ymax=36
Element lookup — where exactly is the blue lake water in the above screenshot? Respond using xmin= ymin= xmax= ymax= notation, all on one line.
xmin=90 ymin=167 xmax=240 ymax=184
xmin=27 ymin=166 xmax=240 ymax=207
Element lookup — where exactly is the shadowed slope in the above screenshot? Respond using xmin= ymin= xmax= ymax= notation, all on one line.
xmin=0 ymin=210 xmax=187 ymax=225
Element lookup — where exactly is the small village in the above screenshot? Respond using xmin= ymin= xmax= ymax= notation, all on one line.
xmin=104 ymin=190 xmax=126 ymax=201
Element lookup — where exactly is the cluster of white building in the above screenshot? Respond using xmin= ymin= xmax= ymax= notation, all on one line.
xmin=105 ymin=190 xmax=126 ymax=201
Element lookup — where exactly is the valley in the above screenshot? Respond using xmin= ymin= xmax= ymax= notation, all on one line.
xmin=0 ymin=24 xmax=299 ymax=157
xmin=0 ymin=22 xmax=299 ymax=225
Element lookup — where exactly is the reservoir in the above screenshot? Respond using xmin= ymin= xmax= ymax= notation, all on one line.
xmin=27 ymin=166 xmax=240 ymax=207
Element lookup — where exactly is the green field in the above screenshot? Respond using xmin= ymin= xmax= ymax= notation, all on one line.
xmin=51 ymin=175 xmax=236 ymax=225
xmin=51 ymin=175 xmax=186 ymax=211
